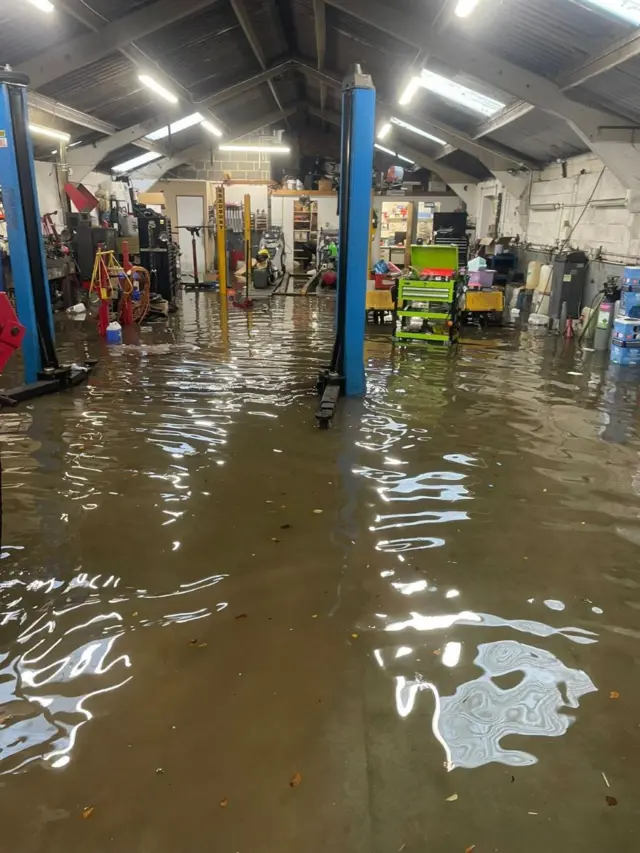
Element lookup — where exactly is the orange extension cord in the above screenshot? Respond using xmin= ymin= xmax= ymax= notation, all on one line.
xmin=119 ymin=265 xmax=151 ymax=325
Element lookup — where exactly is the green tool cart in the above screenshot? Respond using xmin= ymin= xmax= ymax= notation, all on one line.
xmin=395 ymin=244 xmax=460 ymax=344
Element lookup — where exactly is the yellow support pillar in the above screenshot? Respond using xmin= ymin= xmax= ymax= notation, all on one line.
xmin=243 ymin=193 xmax=252 ymax=301
xmin=215 ymin=185 xmax=227 ymax=298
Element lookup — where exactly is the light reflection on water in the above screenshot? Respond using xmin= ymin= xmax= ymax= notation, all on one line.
xmin=357 ymin=335 xmax=637 ymax=773
xmin=0 ymin=297 xmax=331 ymax=773
xmin=1 ymin=300 xmax=640 ymax=787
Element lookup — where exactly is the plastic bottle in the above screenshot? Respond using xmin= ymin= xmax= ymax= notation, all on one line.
xmin=105 ymin=321 xmax=123 ymax=344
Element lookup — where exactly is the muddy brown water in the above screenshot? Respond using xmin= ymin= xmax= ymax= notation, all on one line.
xmin=1 ymin=294 xmax=639 ymax=851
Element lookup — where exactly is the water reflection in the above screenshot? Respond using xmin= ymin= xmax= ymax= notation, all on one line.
xmin=391 ymin=640 xmax=597 ymax=769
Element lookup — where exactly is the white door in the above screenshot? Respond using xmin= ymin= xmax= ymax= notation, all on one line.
xmin=176 ymin=195 xmax=205 ymax=278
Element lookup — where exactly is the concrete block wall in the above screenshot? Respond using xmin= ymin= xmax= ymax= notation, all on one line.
xmin=478 ymin=152 xmax=637 ymax=267
xmin=172 ymin=130 xmax=274 ymax=181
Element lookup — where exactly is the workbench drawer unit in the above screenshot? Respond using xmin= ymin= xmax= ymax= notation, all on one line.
xmin=395 ymin=244 xmax=459 ymax=344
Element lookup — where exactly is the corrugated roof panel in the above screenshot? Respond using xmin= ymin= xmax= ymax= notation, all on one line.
xmin=0 ymin=5 xmax=87 ymax=66
xmin=411 ymin=92 xmax=490 ymax=135
xmin=327 ymin=6 xmax=415 ymax=99
xmin=290 ymin=0 xmax=317 ymax=61
xmin=236 ymin=0 xmax=289 ymax=65
xmin=82 ymin=0 xmax=157 ymax=18
xmin=137 ymin=4 xmax=261 ymax=97
xmin=452 ymin=0 xmax=633 ymax=80
xmin=37 ymin=53 xmax=162 ymax=129
xmin=571 ymin=57 xmax=640 ymax=122
xmin=485 ymin=108 xmax=588 ymax=163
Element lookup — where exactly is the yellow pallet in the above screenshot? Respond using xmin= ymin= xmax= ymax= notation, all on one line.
xmin=366 ymin=290 xmax=394 ymax=311
xmin=464 ymin=290 xmax=504 ymax=313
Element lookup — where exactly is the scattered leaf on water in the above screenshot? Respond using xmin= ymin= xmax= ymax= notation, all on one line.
xmin=312 ymin=614 xmax=318 ymax=619
xmin=280 ymin=524 xmax=291 ymax=530
xmin=220 ymin=798 xmax=229 ymax=808
xmin=188 ymin=639 xmax=198 ymax=645
xmin=197 ymin=643 xmax=208 ymax=648
xmin=433 ymin=649 xmax=442 ymax=656
xmin=446 ymin=793 xmax=458 ymax=802
xmin=610 ymin=691 xmax=620 ymax=699
xmin=290 ymin=772 xmax=302 ymax=787
xmin=82 ymin=806 xmax=94 ymax=819
xmin=351 ymin=633 xmax=359 ymax=639
xmin=235 ymin=613 xmax=248 ymax=620
xmin=156 ymin=768 xmax=164 ymax=774
xmin=465 ymin=846 xmax=475 ymax=853
xmin=132 ymin=612 xmax=138 ymax=617
xmin=606 ymin=796 xmax=618 ymax=807
xmin=271 ymin=538 xmax=281 ymax=543
xmin=313 ymin=509 xmax=323 ymax=514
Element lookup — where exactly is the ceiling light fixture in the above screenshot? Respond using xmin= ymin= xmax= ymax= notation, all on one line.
xmin=455 ymin=0 xmax=481 ymax=17
xmin=29 ymin=123 xmax=70 ymax=142
xmin=218 ymin=144 xmax=289 ymax=153
xmin=145 ymin=112 xmax=204 ymax=141
xmin=201 ymin=120 xmax=223 ymax=138
xmin=390 ymin=117 xmax=445 ymax=145
xmin=374 ymin=144 xmax=414 ymax=164
xmin=377 ymin=122 xmax=392 ymax=140
xmin=138 ymin=74 xmax=179 ymax=105
xmin=112 ymin=151 xmax=163 ymax=173
xmin=398 ymin=78 xmax=420 ymax=106
xmin=419 ymin=69 xmax=504 ymax=116
xmin=25 ymin=0 xmax=55 ymax=11
xmin=582 ymin=0 xmax=640 ymax=25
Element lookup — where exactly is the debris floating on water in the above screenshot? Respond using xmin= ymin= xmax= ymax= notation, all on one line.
xmin=606 ymin=796 xmax=618 ymax=807
xmin=602 ymin=772 xmax=610 ymax=788
xmin=289 ymin=772 xmax=302 ymax=787
xmin=82 ymin=806 xmax=94 ymax=819
xmin=610 ymin=691 xmax=620 ymax=699
xmin=313 ymin=509 xmax=323 ymax=514
xmin=446 ymin=793 xmax=458 ymax=802
xmin=220 ymin=798 xmax=229 ymax=808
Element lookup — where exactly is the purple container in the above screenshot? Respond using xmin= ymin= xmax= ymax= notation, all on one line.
xmin=468 ymin=270 xmax=496 ymax=288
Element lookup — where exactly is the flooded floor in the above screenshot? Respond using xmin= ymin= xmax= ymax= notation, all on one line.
xmin=1 ymin=294 xmax=639 ymax=851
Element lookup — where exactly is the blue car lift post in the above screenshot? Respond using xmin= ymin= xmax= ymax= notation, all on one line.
xmin=316 ymin=65 xmax=375 ymax=427
xmin=0 ymin=70 xmax=93 ymax=404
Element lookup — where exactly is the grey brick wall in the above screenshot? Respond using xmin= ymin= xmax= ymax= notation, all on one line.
xmin=172 ymin=129 xmax=276 ymax=181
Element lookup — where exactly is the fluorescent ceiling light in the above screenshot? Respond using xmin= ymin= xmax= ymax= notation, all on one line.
xmin=201 ymin=119 xmax=223 ymax=138
xmin=25 ymin=0 xmax=55 ymax=11
xmin=112 ymin=151 xmax=163 ymax=173
xmin=455 ymin=0 xmax=480 ymax=17
xmin=138 ymin=74 xmax=179 ymax=105
xmin=29 ymin=123 xmax=70 ymax=142
xmin=374 ymin=144 xmax=414 ymax=164
xmin=378 ymin=122 xmax=392 ymax=140
xmin=399 ymin=78 xmax=420 ymax=106
xmin=419 ymin=69 xmax=504 ymax=116
xmin=390 ymin=117 xmax=445 ymax=145
xmin=145 ymin=112 xmax=204 ymax=141
xmin=582 ymin=0 xmax=640 ymax=25
xmin=218 ymin=145 xmax=289 ymax=153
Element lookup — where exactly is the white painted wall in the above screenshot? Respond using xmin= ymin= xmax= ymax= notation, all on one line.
xmin=475 ymin=152 xmax=639 ymax=266
xmin=223 ymin=183 xmax=269 ymax=213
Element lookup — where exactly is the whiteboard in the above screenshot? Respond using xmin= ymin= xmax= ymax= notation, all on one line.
xmin=176 ymin=195 xmax=205 ymax=278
